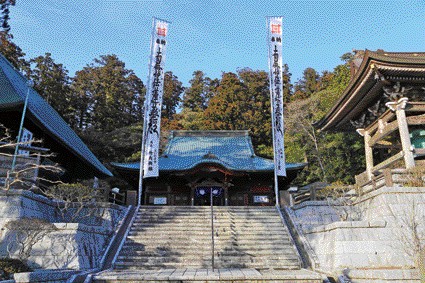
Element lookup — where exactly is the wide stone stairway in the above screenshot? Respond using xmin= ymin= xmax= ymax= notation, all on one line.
xmin=94 ymin=206 xmax=322 ymax=282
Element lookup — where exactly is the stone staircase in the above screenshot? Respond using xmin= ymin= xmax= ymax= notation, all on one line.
xmin=114 ymin=206 xmax=301 ymax=270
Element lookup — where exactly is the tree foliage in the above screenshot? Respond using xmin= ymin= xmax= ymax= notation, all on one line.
xmin=292 ymin=67 xmax=319 ymax=100
xmin=183 ymin=70 xmax=217 ymax=111
xmin=285 ymin=56 xmax=364 ymax=184
xmin=30 ymin=53 xmax=72 ymax=121
xmin=70 ymin=54 xmax=145 ymax=131
xmin=162 ymin=71 xmax=183 ymax=120
xmin=0 ymin=0 xmax=29 ymax=72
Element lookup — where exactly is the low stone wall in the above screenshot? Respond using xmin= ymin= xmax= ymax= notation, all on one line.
xmin=288 ymin=186 xmax=425 ymax=281
xmin=356 ymin=186 xmax=425 ymax=222
xmin=0 ymin=189 xmax=127 ymax=270
xmin=287 ymin=201 xmax=341 ymax=231
xmin=13 ymin=269 xmax=80 ymax=283
xmin=303 ymin=220 xmax=412 ymax=271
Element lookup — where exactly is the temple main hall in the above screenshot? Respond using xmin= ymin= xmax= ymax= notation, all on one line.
xmin=112 ymin=130 xmax=305 ymax=206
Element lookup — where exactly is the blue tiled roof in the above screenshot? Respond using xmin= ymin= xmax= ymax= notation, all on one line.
xmin=112 ymin=130 xmax=306 ymax=173
xmin=0 ymin=54 xmax=112 ymax=177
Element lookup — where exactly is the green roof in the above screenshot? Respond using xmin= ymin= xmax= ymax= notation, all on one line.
xmin=112 ymin=130 xmax=306 ymax=173
xmin=0 ymin=54 xmax=112 ymax=177
xmin=0 ymin=68 xmax=22 ymax=109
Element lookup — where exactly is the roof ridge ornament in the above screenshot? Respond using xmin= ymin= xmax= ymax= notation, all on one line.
xmin=202 ymin=152 xmax=218 ymax=159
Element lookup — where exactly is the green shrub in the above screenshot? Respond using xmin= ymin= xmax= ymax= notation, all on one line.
xmin=0 ymin=258 xmax=31 ymax=280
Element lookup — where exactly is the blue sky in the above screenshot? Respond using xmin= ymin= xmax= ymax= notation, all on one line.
xmin=10 ymin=0 xmax=425 ymax=87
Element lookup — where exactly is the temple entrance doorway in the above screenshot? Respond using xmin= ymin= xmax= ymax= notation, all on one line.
xmin=194 ymin=186 xmax=225 ymax=206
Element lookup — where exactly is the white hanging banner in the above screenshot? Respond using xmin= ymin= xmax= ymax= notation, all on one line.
xmin=18 ymin=128 xmax=32 ymax=156
xmin=142 ymin=17 xmax=170 ymax=178
xmin=267 ymin=17 xmax=286 ymax=177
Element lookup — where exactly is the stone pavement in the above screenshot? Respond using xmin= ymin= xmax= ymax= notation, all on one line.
xmin=94 ymin=268 xmax=323 ymax=282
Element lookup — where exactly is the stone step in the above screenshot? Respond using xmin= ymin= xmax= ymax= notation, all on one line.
xmin=117 ymin=253 xmax=299 ymax=262
xmin=118 ymin=249 xmax=298 ymax=257
xmin=114 ymin=206 xmax=301 ymax=272
xmin=135 ymin=214 xmax=280 ymax=222
xmin=93 ymin=268 xmax=323 ymax=283
xmin=114 ymin=260 xmax=300 ymax=269
xmin=127 ymin=230 xmax=289 ymax=238
xmin=124 ymin=239 xmax=293 ymax=246
xmin=119 ymin=245 xmax=296 ymax=252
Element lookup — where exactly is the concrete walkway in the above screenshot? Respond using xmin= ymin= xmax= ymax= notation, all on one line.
xmin=94 ymin=268 xmax=323 ymax=282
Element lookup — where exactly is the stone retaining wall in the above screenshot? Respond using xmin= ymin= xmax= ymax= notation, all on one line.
xmin=288 ymin=186 xmax=425 ymax=281
xmin=0 ymin=189 xmax=127 ymax=270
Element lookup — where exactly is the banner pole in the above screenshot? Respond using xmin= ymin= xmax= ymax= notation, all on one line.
xmin=138 ymin=17 xmax=157 ymax=206
xmin=139 ymin=17 xmax=170 ymax=205
xmin=266 ymin=16 xmax=286 ymax=207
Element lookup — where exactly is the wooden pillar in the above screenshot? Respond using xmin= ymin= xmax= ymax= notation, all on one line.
xmin=224 ymin=187 xmax=229 ymax=206
xmin=190 ymin=186 xmax=195 ymax=206
xmin=386 ymin=97 xmax=415 ymax=169
xmin=357 ymin=128 xmax=373 ymax=180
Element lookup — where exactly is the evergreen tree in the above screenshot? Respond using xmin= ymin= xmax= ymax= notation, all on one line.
xmin=0 ymin=0 xmax=15 ymax=33
xmin=183 ymin=70 xmax=215 ymax=111
xmin=285 ymin=57 xmax=364 ymax=185
xmin=282 ymin=63 xmax=293 ymax=103
xmin=70 ymin=54 xmax=145 ymax=131
xmin=0 ymin=0 xmax=29 ymax=72
xmin=30 ymin=53 xmax=72 ymax=121
xmin=162 ymin=71 xmax=183 ymax=120
xmin=204 ymin=69 xmax=272 ymax=149
xmin=292 ymin=67 xmax=319 ymax=100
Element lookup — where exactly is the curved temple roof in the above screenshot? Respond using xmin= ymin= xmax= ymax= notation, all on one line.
xmin=316 ymin=50 xmax=425 ymax=131
xmin=112 ymin=130 xmax=306 ymax=173
xmin=0 ymin=54 xmax=112 ymax=177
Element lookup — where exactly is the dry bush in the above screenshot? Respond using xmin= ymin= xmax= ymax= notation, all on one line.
xmin=42 ymin=182 xmax=105 ymax=222
xmin=404 ymin=166 xmax=425 ymax=187
xmin=4 ymin=218 xmax=57 ymax=264
xmin=317 ymin=181 xmax=362 ymax=221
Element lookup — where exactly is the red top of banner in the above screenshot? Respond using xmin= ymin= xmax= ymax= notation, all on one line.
xmin=271 ymin=24 xmax=281 ymax=34
xmin=157 ymin=27 xmax=167 ymax=36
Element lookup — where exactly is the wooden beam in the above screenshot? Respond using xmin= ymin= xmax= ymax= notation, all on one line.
xmin=365 ymin=110 xmax=396 ymax=135
xmin=414 ymin=148 xmax=425 ymax=156
xmin=405 ymin=102 xmax=425 ymax=113
xmin=407 ymin=115 xmax=425 ymax=126
xmin=369 ymin=120 xmax=398 ymax=147
xmin=372 ymin=151 xmax=404 ymax=172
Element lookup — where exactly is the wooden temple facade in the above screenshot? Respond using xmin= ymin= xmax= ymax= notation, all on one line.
xmin=317 ymin=50 xmax=425 ymax=187
xmin=112 ymin=131 xmax=305 ymax=206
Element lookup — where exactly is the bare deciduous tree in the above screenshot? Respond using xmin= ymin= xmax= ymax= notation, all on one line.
xmin=387 ymin=199 xmax=425 ymax=281
xmin=4 ymin=218 xmax=57 ymax=264
xmin=42 ymin=183 xmax=104 ymax=222
xmin=0 ymin=124 xmax=63 ymax=190
xmin=316 ymin=182 xmax=363 ymax=221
